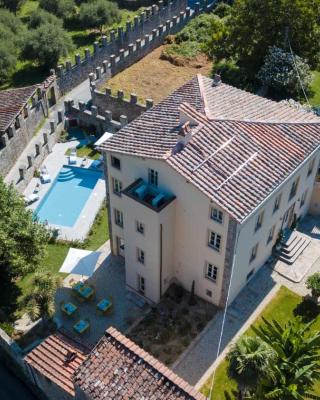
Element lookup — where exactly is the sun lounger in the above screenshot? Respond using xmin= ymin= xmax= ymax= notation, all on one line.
xmin=24 ymin=193 xmax=39 ymax=205
xmin=91 ymin=157 xmax=103 ymax=168
xmin=40 ymin=173 xmax=51 ymax=183
xmin=68 ymin=149 xmax=77 ymax=165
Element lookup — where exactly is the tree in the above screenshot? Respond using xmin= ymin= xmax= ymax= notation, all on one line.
xmin=306 ymin=272 xmax=320 ymax=303
xmin=0 ymin=41 xmax=17 ymax=84
xmin=257 ymin=46 xmax=312 ymax=99
xmin=224 ymin=0 xmax=320 ymax=81
xmin=0 ymin=8 xmax=24 ymax=38
xmin=0 ymin=177 xmax=49 ymax=280
xmin=21 ymin=23 xmax=74 ymax=68
xmin=39 ymin=0 xmax=75 ymax=20
xmin=28 ymin=9 xmax=63 ymax=29
xmin=253 ymin=317 xmax=320 ymax=398
xmin=22 ymin=272 xmax=62 ymax=324
xmin=227 ymin=336 xmax=276 ymax=399
xmin=79 ymin=0 xmax=121 ymax=35
xmin=0 ymin=0 xmax=25 ymax=14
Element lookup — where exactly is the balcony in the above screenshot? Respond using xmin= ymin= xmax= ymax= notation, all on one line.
xmin=123 ymin=179 xmax=175 ymax=212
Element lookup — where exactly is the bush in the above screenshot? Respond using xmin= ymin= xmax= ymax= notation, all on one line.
xmin=79 ymin=0 xmax=121 ymax=34
xmin=39 ymin=0 xmax=75 ymax=20
xmin=212 ymin=59 xmax=253 ymax=90
xmin=176 ymin=13 xmax=218 ymax=44
xmin=0 ymin=41 xmax=17 ymax=84
xmin=213 ymin=1 xmax=231 ymax=18
xmin=0 ymin=322 xmax=14 ymax=337
xmin=161 ymin=42 xmax=202 ymax=66
xmin=28 ymin=9 xmax=63 ymax=29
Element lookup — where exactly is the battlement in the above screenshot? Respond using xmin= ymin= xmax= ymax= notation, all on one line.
xmin=55 ymin=0 xmax=214 ymax=94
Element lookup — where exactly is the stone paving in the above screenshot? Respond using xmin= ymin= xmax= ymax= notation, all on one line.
xmin=55 ymin=253 xmax=149 ymax=346
xmin=173 ymin=215 xmax=320 ymax=387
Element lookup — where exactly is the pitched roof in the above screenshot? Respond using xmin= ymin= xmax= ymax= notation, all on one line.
xmin=0 ymin=85 xmax=39 ymax=133
xmin=98 ymin=75 xmax=320 ymax=222
xmin=24 ymin=330 xmax=90 ymax=396
xmin=165 ymin=118 xmax=320 ymax=221
xmin=74 ymin=327 xmax=207 ymax=400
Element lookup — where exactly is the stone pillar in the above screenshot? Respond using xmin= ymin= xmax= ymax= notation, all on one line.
xmin=101 ymin=35 xmax=107 ymax=47
xmin=166 ymin=20 xmax=171 ymax=32
xmin=85 ymin=48 xmax=91 ymax=60
xmin=105 ymin=110 xmax=112 ymax=121
xmin=57 ymin=109 xmax=63 ymax=124
xmin=27 ymin=155 xmax=33 ymax=169
xmin=43 ymin=131 xmax=48 ymax=145
xmin=145 ymin=34 xmax=150 ymax=45
xmin=8 ymin=125 xmax=16 ymax=138
xmin=90 ymin=82 xmax=96 ymax=92
xmin=119 ymin=49 xmax=125 ymax=61
xmin=152 ymin=4 xmax=157 ymax=14
xmin=195 ymin=2 xmax=200 ymax=14
xmin=66 ymin=60 xmax=72 ymax=72
xmin=146 ymin=99 xmax=154 ymax=109
xmin=158 ymin=0 xmax=164 ymax=9
xmin=117 ymin=90 xmax=124 ymax=100
xmin=120 ymin=115 xmax=128 ymax=127
xmin=91 ymin=106 xmax=98 ymax=117
xmin=93 ymin=41 xmax=99 ymax=54
xmin=1 ymin=134 xmax=8 ymax=147
xmin=172 ymin=15 xmax=178 ymax=26
xmin=186 ymin=7 xmax=191 ymax=17
xmin=105 ymin=87 xmax=112 ymax=96
xmin=136 ymin=39 xmax=141 ymax=50
xmin=57 ymin=65 xmax=63 ymax=77
xmin=95 ymin=66 xmax=102 ymax=80
xmin=126 ymin=21 xmax=131 ymax=32
xmin=102 ymin=60 xmax=108 ymax=73
xmin=35 ymin=143 xmax=40 ymax=156
xmin=128 ymin=43 xmax=134 ymax=55
xmin=130 ymin=93 xmax=137 ymax=104
xmin=50 ymin=68 xmax=55 ymax=76
xmin=134 ymin=16 xmax=139 ymax=29
xmin=89 ymin=72 xmax=95 ymax=83
xmin=179 ymin=11 xmax=185 ymax=21
xmin=110 ymin=54 xmax=116 ymax=69
xmin=50 ymin=119 xmax=56 ymax=134
xmin=152 ymin=29 xmax=157 ymax=40
xmin=19 ymin=165 xmax=26 ymax=180
xmin=110 ymin=30 xmax=116 ymax=42
xmin=79 ymin=101 xmax=86 ymax=112
xmin=75 ymin=54 xmax=81 ymax=66
xmin=145 ymin=7 xmax=151 ymax=18
xmin=158 ymin=25 xmax=164 ymax=35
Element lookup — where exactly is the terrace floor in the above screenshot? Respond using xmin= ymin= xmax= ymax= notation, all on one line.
xmin=55 ymin=253 xmax=149 ymax=346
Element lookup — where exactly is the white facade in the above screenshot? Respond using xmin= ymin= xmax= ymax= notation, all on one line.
xmin=104 ymin=148 xmax=320 ymax=307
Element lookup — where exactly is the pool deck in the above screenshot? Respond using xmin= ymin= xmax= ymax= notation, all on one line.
xmin=24 ymin=140 xmax=106 ymax=241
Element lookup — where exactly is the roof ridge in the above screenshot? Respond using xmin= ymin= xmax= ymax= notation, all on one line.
xmin=106 ymin=327 xmax=207 ymax=400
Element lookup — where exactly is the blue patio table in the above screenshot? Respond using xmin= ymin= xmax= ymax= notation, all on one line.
xmin=73 ymin=319 xmax=90 ymax=334
xmin=78 ymin=285 xmax=94 ymax=300
xmin=96 ymin=298 xmax=112 ymax=314
xmin=61 ymin=302 xmax=77 ymax=316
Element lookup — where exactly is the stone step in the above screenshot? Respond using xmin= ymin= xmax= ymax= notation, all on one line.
xmin=278 ymin=238 xmax=307 ymax=260
xmin=282 ymin=233 xmax=299 ymax=248
xmin=278 ymin=239 xmax=310 ymax=265
xmin=281 ymin=236 xmax=305 ymax=254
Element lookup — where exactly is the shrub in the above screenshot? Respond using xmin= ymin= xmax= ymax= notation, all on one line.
xmin=0 ymin=322 xmax=14 ymax=337
xmin=306 ymin=272 xmax=320 ymax=301
xmin=213 ymin=2 xmax=231 ymax=18
xmin=78 ymin=0 xmax=121 ymax=34
xmin=39 ymin=0 xmax=75 ymax=20
xmin=161 ymin=42 xmax=202 ymax=66
xmin=28 ymin=9 xmax=63 ymax=29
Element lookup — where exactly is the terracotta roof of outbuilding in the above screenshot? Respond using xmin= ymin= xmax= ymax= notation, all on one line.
xmin=0 ymin=84 xmax=39 ymax=133
xmin=24 ymin=330 xmax=90 ymax=396
xmin=74 ymin=327 xmax=207 ymax=400
xmin=98 ymin=75 xmax=320 ymax=222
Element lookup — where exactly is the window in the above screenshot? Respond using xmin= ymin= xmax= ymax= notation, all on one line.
xmin=137 ymin=248 xmax=145 ymax=264
xmin=267 ymin=225 xmax=275 ymax=244
xmin=138 ymin=274 xmax=145 ymax=295
xmin=136 ymin=221 xmax=145 ymax=234
xmin=148 ymin=168 xmax=158 ymax=187
xmin=250 ymin=243 xmax=258 ymax=263
xmin=273 ymin=194 xmax=282 ymax=213
xmin=289 ymin=177 xmax=300 ymax=200
xmin=208 ymin=231 xmax=221 ymax=251
xmin=205 ymin=262 xmax=218 ymax=282
xmin=307 ymin=158 xmax=315 ymax=177
xmin=111 ymin=155 xmax=121 ymax=170
xmin=300 ymin=190 xmax=308 ymax=208
xmin=210 ymin=207 xmax=223 ymax=223
xmin=114 ymin=209 xmax=123 ymax=227
xmin=255 ymin=211 xmax=264 ymax=232
xmin=112 ymin=177 xmax=122 ymax=196
xmin=246 ymin=269 xmax=255 ymax=281
xmin=206 ymin=289 xmax=212 ymax=298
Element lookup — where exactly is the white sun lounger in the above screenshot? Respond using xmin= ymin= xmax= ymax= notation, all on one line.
xmin=68 ymin=149 xmax=77 ymax=165
xmin=24 ymin=193 xmax=39 ymax=205
xmin=40 ymin=173 xmax=51 ymax=183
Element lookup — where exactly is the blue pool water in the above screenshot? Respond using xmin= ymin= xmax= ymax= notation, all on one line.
xmin=35 ymin=166 xmax=102 ymax=227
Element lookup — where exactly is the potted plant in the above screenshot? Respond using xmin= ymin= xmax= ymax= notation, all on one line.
xmin=306 ymin=273 xmax=320 ymax=303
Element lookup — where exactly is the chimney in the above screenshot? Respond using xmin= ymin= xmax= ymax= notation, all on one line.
xmin=213 ymin=73 xmax=222 ymax=86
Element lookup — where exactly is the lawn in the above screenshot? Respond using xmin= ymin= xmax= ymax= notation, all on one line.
xmin=15 ymin=205 xmax=109 ymax=317
xmin=310 ymin=71 xmax=320 ymax=107
xmin=65 ymin=144 xmax=101 ymax=160
xmin=104 ymin=45 xmax=212 ymax=104
xmin=201 ymin=286 xmax=320 ymax=399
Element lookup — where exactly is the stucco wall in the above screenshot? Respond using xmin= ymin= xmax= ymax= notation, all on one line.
xmin=229 ymin=151 xmax=320 ymax=304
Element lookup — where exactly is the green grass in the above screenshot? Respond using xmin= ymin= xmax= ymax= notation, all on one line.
xmin=201 ymin=286 xmax=320 ymax=399
xmin=310 ymin=71 xmax=320 ymax=107
xmin=84 ymin=205 xmax=109 ymax=251
xmin=65 ymin=144 xmax=100 ymax=160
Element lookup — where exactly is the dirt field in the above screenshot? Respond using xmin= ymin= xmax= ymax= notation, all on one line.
xmin=103 ymin=45 xmax=212 ymax=104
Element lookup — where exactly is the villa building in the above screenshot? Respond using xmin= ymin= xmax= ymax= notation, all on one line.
xmin=98 ymin=74 xmax=320 ymax=307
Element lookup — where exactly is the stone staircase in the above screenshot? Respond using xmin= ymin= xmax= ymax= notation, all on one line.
xmin=275 ymin=231 xmax=311 ymax=265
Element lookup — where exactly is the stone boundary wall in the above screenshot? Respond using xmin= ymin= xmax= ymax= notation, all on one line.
xmin=91 ymin=87 xmax=153 ymax=122
xmin=12 ymin=109 xmax=66 ymax=193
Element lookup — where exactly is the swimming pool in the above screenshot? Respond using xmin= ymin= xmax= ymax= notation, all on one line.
xmin=35 ymin=166 xmax=103 ymax=227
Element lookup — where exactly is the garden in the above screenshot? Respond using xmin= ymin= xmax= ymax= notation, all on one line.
xmin=201 ymin=286 xmax=320 ymax=399
xmin=128 ymin=283 xmax=217 ymax=365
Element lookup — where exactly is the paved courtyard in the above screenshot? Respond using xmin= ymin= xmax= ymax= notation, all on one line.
xmin=55 ymin=254 xmax=149 ymax=346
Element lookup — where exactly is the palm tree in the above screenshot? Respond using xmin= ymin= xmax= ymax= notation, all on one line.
xmin=227 ymin=336 xmax=276 ymax=399
xmin=22 ymin=271 xmax=62 ymax=325
xmin=252 ymin=317 xmax=320 ymax=399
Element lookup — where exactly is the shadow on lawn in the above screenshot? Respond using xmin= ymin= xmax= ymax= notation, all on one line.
xmin=0 ymin=272 xmax=22 ymax=321
xmin=293 ymin=299 xmax=320 ymax=323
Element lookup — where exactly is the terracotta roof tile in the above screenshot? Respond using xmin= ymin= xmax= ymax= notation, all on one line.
xmin=24 ymin=330 xmax=90 ymax=396
xmin=74 ymin=327 xmax=206 ymax=400
xmin=0 ymin=85 xmax=39 ymax=133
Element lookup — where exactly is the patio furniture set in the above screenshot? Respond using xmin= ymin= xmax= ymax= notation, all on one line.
xmin=61 ymin=281 xmax=113 ymax=335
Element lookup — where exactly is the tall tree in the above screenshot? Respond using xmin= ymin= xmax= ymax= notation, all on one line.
xmin=79 ymin=0 xmax=121 ymax=35
xmin=0 ymin=0 xmax=25 ymax=14
xmin=21 ymin=23 xmax=74 ymax=68
xmin=224 ymin=0 xmax=320 ymax=81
